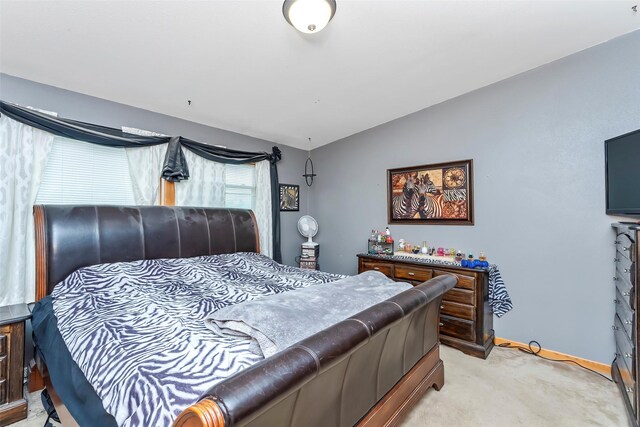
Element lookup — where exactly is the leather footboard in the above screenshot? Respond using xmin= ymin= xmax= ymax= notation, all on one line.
xmin=175 ymin=274 xmax=456 ymax=427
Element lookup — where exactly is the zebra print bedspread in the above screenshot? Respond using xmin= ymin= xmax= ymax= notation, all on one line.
xmin=51 ymin=252 xmax=346 ymax=427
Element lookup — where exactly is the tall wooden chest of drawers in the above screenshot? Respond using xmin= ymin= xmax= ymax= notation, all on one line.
xmin=0 ymin=304 xmax=30 ymax=426
xmin=357 ymin=254 xmax=494 ymax=359
xmin=612 ymin=223 xmax=640 ymax=427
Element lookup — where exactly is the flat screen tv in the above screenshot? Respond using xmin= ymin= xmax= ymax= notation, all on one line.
xmin=606 ymin=129 xmax=640 ymax=216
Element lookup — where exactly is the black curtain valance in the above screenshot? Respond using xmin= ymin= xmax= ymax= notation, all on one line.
xmin=0 ymin=100 xmax=282 ymax=262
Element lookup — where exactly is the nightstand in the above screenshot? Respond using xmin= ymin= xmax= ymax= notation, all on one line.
xmin=0 ymin=304 xmax=30 ymax=426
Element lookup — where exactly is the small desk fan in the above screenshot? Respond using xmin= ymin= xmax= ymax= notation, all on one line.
xmin=297 ymin=215 xmax=318 ymax=248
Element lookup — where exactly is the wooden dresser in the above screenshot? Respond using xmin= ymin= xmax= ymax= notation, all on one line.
xmin=0 ymin=304 xmax=30 ymax=426
xmin=357 ymin=254 xmax=494 ymax=359
xmin=612 ymin=223 xmax=640 ymax=427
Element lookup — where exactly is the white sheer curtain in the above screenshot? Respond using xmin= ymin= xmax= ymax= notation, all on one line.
xmin=254 ymin=160 xmax=272 ymax=257
xmin=123 ymin=127 xmax=167 ymax=205
xmin=175 ymin=148 xmax=226 ymax=207
xmin=0 ymin=115 xmax=54 ymax=304
xmin=174 ymin=154 xmax=273 ymax=258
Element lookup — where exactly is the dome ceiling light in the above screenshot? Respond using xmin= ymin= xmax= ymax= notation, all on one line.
xmin=283 ymin=0 xmax=337 ymax=34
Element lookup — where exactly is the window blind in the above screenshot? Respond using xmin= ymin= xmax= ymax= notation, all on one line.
xmin=224 ymin=164 xmax=255 ymax=209
xmin=36 ymin=137 xmax=136 ymax=205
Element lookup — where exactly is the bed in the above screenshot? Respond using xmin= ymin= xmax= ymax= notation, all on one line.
xmin=31 ymin=205 xmax=456 ymax=427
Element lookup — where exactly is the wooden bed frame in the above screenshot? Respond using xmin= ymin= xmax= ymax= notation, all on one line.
xmin=32 ymin=205 xmax=456 ymax=427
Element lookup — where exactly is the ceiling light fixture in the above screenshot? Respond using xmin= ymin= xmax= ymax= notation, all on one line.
xmin=283 ymin=0 xmax=337 ymax=34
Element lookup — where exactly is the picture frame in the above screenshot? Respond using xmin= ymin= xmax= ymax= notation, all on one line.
xmin=387 ymin=159 xmax=474 ymax=225
xmin=279 ymin=184 xmax=300 ymax=211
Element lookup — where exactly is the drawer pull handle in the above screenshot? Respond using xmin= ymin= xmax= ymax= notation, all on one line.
xmin=614 ymin=277 xmax=619 ymax=281
xmin=439 ymin=322 xmax=444 ymax=327
xmin=625 ymin=320 xmax=633 ymax=325
xmin=624 ymin=292 xmax=631 ymax=297
xmin=625 ymin=268 xmax=631 ymax=273
xmin=373 ymin=267 xmax=380 ymax=270
xmin=614 ymin=299 xmax=620 ymax=304
xmin=627 ymin=387 xmax=634 ymax=393
xmin=624 ymin=247 xmax=631 ymax=252
xmin=615 ymin=240 xmax=621 ymax=244
xmin=625 ymin=353 xmax=632 ymax=359
xmin=440 ymin=305 xmax=444 ymax=309
xmin=613 ymin=325 xmax=620 ymax=330
xmin=408 ymin=272 xmax=415 ymax=276
xmin=615 ymin=258 xmax=620 ymax=262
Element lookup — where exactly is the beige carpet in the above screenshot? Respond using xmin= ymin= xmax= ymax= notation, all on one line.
xmin=401 ymin=346 xmax=625 ymax=427
xmin=10 ymin=346 xmax=625 ymax=427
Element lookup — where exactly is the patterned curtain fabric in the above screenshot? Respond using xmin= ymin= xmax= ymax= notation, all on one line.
xmin=175 ymin=149 xmax=226 ymax=207
xmin=123 ymin=127 xmax=168 ymax=205
xmin=0 ymin=100 xmax=283 ymax=263
xmin=255 ymin=160 xmax=273 ymax=257
xmin=175 ymin=157 xmax=273 ymax=258
xmin=0 ymin=114 xmax=54 ymax=304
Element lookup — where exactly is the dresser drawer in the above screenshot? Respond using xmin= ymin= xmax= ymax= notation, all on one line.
xmin=0 ymin=355 xmax=5 ymax=381
xmin=0 ymin=378 xmax=6 ymax=405
xmin=615 ymin=314 xmax=635 ymax=379
xmin=360 ymin=261 xmax=393 ymax=277
xmin=0 ymin=307 xmax=29 ymax=424
xmin=441 ymin=300 xmax=475 ymax=321
xmin=439 ymin=315 xmax=475 ymax=342
xmin=433 ymin=270 xmax=475 ymax=290
xmin=617 ymin=233 xmax=635 ymax=261
xmin=615 ymin=254 xmax=634 ymax=284
xmin=615 ymin=271 xmax=634 ymax=309
xmin=616 ymin=288 xmax=635 ymax=340
xmin=616 ymin=278 xmax=635 ymax=311
xmin=442 ymin=288 xmax=474 ymax=306
xmin=615 ymin=353 xmax=636 ymax=411
xmin=395 ymin=265 xmax=432 ymax=282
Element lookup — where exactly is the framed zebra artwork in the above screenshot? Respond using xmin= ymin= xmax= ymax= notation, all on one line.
xmin=387 ymin=159 xmax=474 ymax=225
xmin=279 ymin=184 xmax=300 ymax=211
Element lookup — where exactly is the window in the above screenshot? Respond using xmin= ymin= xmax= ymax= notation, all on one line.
xmin=224 ymin=164 xmax=256 ymax=209
xmin=36 ymin=137 xmax=136 ymax=205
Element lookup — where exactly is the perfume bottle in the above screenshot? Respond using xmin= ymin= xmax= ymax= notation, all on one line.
xmin=421 ymin=241 xmax=429 ymax=254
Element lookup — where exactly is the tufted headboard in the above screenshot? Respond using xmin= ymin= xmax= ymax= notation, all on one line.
xmin=33 ymin=205 xmax=260 ymax=300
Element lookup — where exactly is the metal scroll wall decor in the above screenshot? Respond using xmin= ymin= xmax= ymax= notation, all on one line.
xmin=303 ymin=137 xmax=316 ymax=187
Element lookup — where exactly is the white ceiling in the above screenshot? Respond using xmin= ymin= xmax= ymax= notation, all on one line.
xmin=1 ymin=1 xmax=639 ymax=150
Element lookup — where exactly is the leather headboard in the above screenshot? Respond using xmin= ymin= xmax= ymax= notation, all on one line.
xmin=34 ymin=205 xmax=260 ymax=300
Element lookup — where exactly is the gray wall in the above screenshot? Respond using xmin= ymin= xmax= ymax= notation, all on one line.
xmin=0 ymin=73 xmax=310 ymax=267
xmin=310 ymin=30 xmax=640 ymax=364
xmin=3 ymin=31 xmax=639 ymax=364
